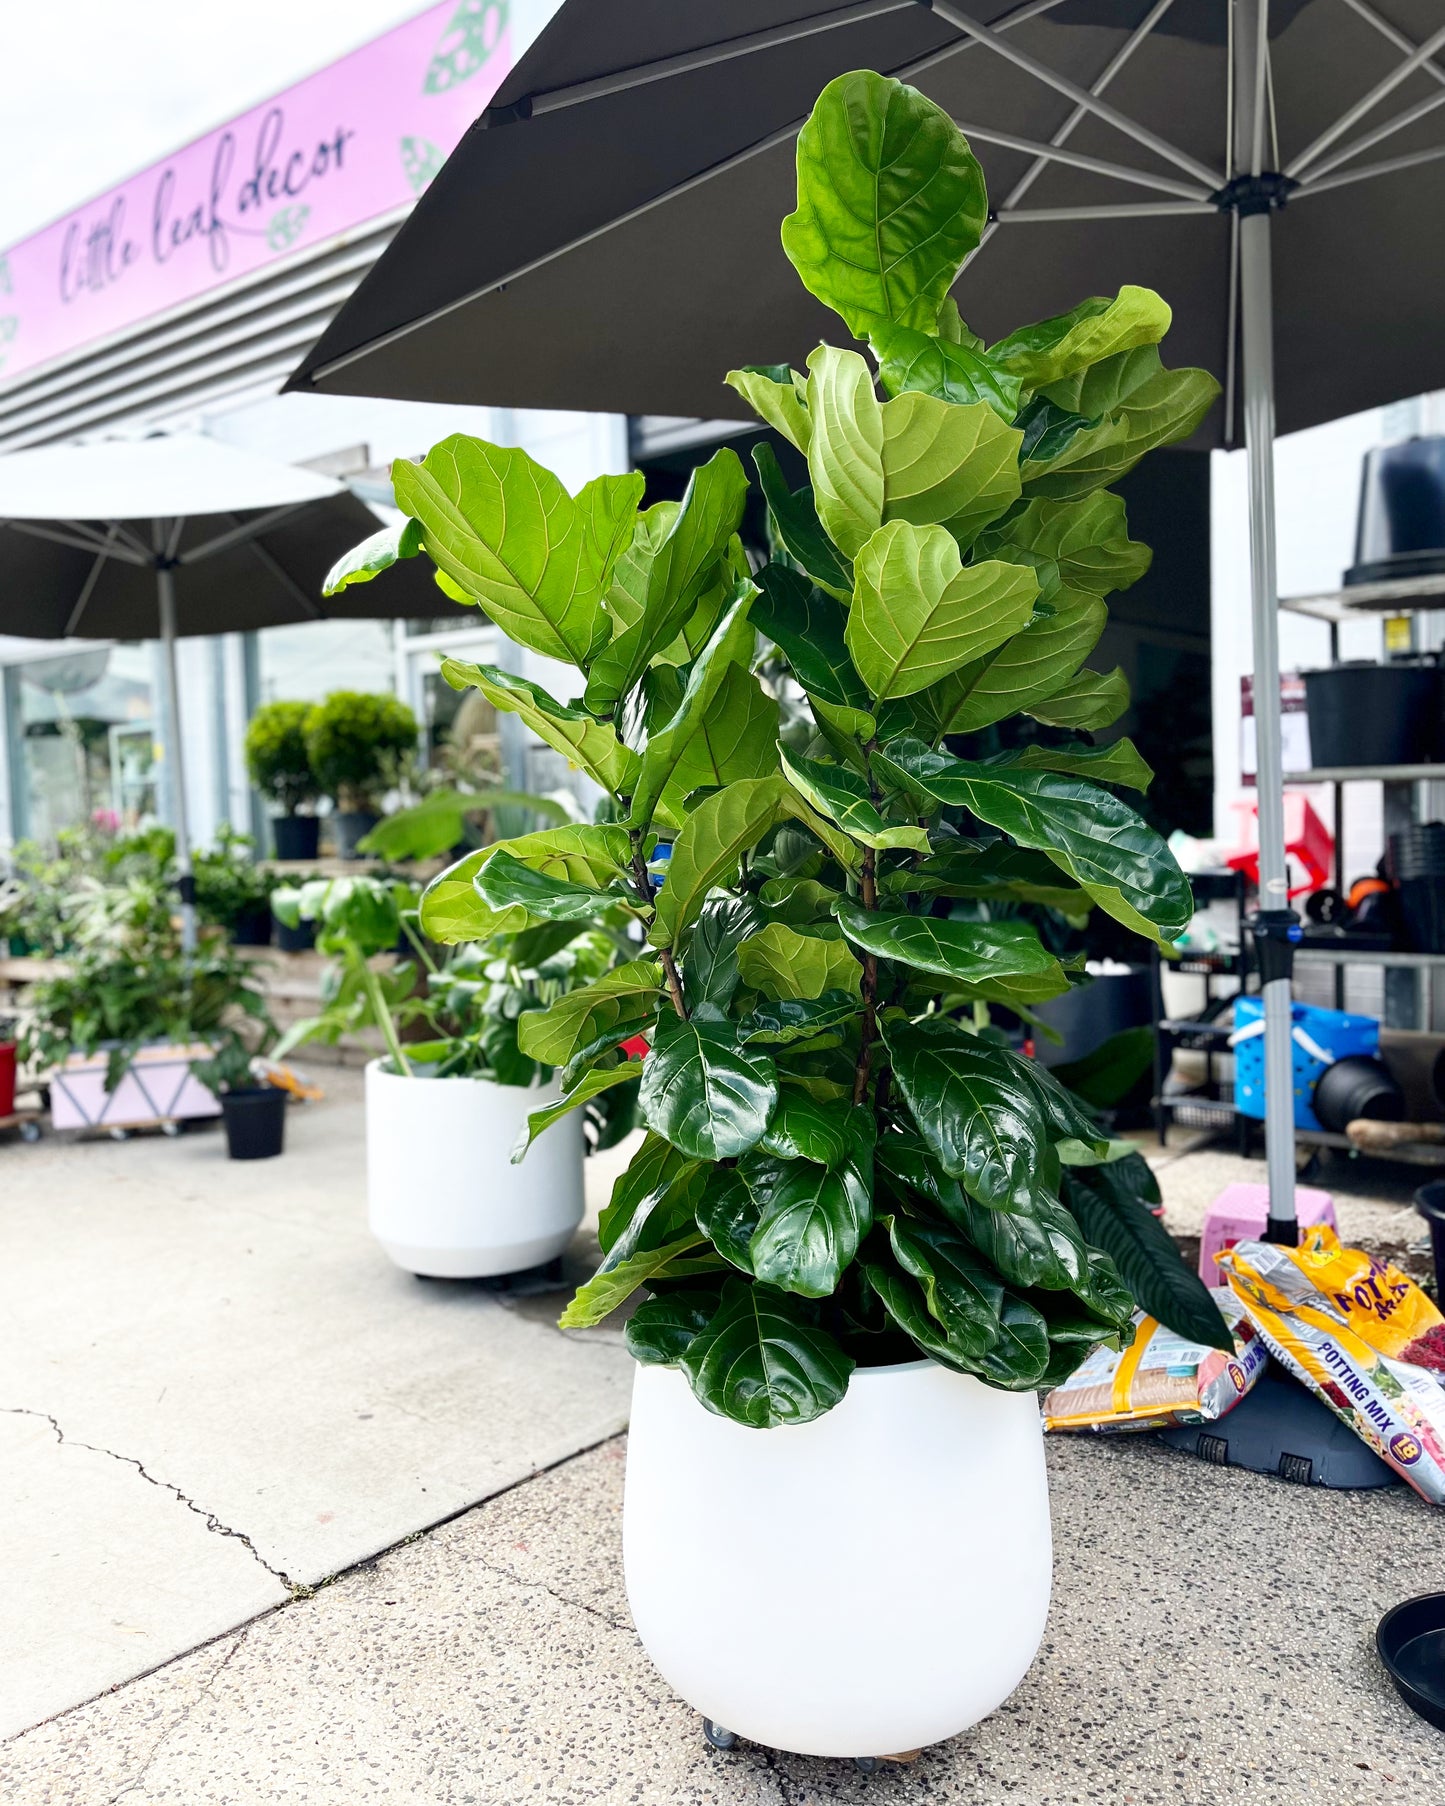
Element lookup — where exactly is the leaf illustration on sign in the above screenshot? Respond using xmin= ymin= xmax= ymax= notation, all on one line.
xmin=423 ymin=0 xmax=508 ymax=93
xmin=266 ymin=206 xmax=311 ymax=253
xmin=400 ymin=136 xmax=445 ymax=194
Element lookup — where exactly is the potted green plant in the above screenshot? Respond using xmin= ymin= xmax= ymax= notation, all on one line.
xmin=191 ymin=1030 xmax=286 ymax=1160
xmin=274 ymin=872 xmax=635 ymax=1275
xmin=328 ymin=69 xmax=1226 ymax=1763
xmin=193 ymin=827 xmax=277 ymax=946
xmin=245 ymin=700 xmax=322 ymax=860
xmin=302 ymin=690 xmax=419 ymax=857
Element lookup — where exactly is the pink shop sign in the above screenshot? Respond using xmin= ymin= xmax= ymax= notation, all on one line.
xmin=0 ymin=0 xmax=511 ymax=386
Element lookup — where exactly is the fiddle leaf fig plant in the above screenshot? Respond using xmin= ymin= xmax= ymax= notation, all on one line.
xmin=326 ymin=68 xmax=1228 ymax=1429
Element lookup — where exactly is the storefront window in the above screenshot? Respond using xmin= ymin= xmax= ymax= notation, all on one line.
xmin=5 ymin=646 xmax=157 ymax=842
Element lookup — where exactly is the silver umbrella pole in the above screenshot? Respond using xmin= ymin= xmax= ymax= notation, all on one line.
xmin=1235 ymin=0 xmax=1298 ymax=1240
xmin=154 ymin=546 xmax=197 ymax=954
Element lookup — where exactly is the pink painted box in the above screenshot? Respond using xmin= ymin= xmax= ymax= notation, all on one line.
xmin=1198 ymin=1181 xmax=1337 ymax=1288
xmin=49 ymin=1043 xmax=221 ymax=1132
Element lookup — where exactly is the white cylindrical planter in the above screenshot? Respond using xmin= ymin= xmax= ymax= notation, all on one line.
xmin=365 ymin=1060 xmax=584 ymax=1278
xmin=624 ymin=1359 xmax=1051 ymax=1760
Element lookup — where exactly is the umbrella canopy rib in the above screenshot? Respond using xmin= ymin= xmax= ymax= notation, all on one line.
xmin=245 ymin=534 xmax=326 ymax=621
xmin=7 ymin=519 xmax=146 ymax=564
xmin=176 ymin=498 xmax=323 ymax=566
xmin=64 ymin=530 xmax=127 ymax=636
xmin=1303 ymin=85 xmax=1445 ymax=183
xmin=1286 ymin=18 xmax=1445 ymax=178
xmin=1298 ymin=137 xmax=1445 ymax=196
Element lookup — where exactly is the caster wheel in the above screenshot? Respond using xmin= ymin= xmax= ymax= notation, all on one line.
xmin=854 ymin=1758 xmax=883 ymax=1774
xmin=109 ymin=1127 xmax=129 ymax=1142
xmin=20 ymin=1123 xmax=40 ymax=1143
xmin=161 ymin=1121 xmax=180 ymax=1138
xmin=702 ymin=1720 xmax=738 ymax=1751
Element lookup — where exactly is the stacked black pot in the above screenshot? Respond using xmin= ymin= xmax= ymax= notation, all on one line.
xmin=1390 ymin=823 xmax=1445 ymax=953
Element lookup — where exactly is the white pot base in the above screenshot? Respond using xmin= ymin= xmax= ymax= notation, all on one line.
xmin=377 ymin=1230 xmax=575 ymax=1280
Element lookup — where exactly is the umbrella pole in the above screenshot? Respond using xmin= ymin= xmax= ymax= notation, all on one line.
xmin=155 ymin=556 xmax=197 ymax=954
xmin=1234 ymin=0 xmax=1298 ymax=1240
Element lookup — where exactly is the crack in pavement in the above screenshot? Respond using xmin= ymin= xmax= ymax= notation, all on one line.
xmin=470 ymin=1549 xmax=634 ymax=1637
xmin=2 ymin=1408 xmax=297 ymax=1593
xmin=109 ymin=1631 xmax=246 ymax=1803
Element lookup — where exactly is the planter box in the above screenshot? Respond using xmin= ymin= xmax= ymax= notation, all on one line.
xmin=365 ymin=1059 xmax=584 ymax=1277
xmin=49 ymin=1042 xmax=221 ymax=1132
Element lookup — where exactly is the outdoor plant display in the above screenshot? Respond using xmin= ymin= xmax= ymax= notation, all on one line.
xmin=302 ymin=690 xmax=419 ymax=855
xmin=244 ymin=699 xmax=322 ymax=859
xmin=193 ymin=827 xmax=278 ymax=945
xmin=328 ymin=68 xmax=1226 ymax=1757
xmin=275 ymin=873 xmax=634 ymax=1274
xmin=191 ymin=1022 xmax=286 ymax=1160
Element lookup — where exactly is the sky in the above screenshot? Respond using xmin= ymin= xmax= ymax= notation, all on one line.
xmin=0 ymin=1 xmax=437 ymax=247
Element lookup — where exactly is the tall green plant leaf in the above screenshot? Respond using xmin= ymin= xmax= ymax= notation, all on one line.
xmin=751 ymin=445 xmax=853 ymax=601
xmin=782 ymin=69 xmax=986 ymax=339
xmin=725 ymin=366 xmax=811 ymax=452
xmin=779 ymin=750 xmax=929 ymax=853
xmin=323 ymin=518 xmax=424 ymax=593
xmin=984 ymin=738 xmax=1153 ymax=791
xmin=650 ymin=776 xmax=790 ymax=948
xmin=869 ymin=322 xmax=1021 ymax=421
xmin=513 ymin=1061 xmax=644 ymax=1162
xmin=737 ymin=921 xmax=861 ymax=1001
xmin=832 ymin=900 xmax=1069 ymax=1003
xmin=879 ymin=390 xmax=1023 ymax=547
xmin=974 ymin=492 xmax=1151 ymax=597
xmin=680 ymin=1279 xmax=854 ymax=1426
xmin=988 ymin=286 xmax=1171 ymax=389
xmin=440 ymin=660 xmax=638 ymax=794
xmin=517 ymin=959 xmax=663 ymax=1066
xmin=1026 ymin=666 xmax=1131 ymax=731
xmin=476 ymin=850 xmax=628 ymax=922
xmin=748 ymin=1156 xmax=873 ymax=1297
xmin=804 ymin=344 xmax=884 ymax=558
xmin=751 ymin=559 xmax=872 ymax=732
xmin=639 ymin=1012 xmax=778 ymax=1160
xmin=418 ymin=848 xmax=526 ymax=943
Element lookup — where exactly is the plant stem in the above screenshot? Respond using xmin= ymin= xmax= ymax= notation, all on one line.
xmin=629 ymin=833 xmax=686 ymax=1019
xmin=360 ymin=959 xmax=412 ymax=1077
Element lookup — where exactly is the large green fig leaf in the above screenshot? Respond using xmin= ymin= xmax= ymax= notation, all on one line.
xmin=748 ymin=1157 xmax=873 ymax=1297
xmin=655 ymin=665 xmax=781 ymax=825
xmin=639 ymin=1012 xmax=778 ymax=1160
xmin=752 ymin=560 xmax=872 ymax=732
xmin=679 ymin=1278 xmax=854 ymax=1427
xmin=475 ymin=849 xmax=628 ymax=922
xmin=847 ymin=520 xmax=1037 ymax=701
xmin=624 ymin=1289 xmax=722 ymax=1365
xmin=1027 ymin=665 xmax=1130 ymax=730
xmin=944 ymin=1179 xmax=1094 ymax=1293
xmin=752 ymin=447 xmax=853 ymax=601
xmin=892 ymin=840 xmax=1090 ymax=914
xmin=323 ymin=518 xmax=424 ymax=594
xmin=878 ymin=390 xmax=1023 ymax=547
xmin=559 ymin=1231 xmax=716 ymax=1329
xmin=418 ymin=847 xmax=526 ymax=943
xmin=759 ymin=1086 xmax=858 ymax=1166
xmin=804 ymin=344 xmax=885 ymax=558
xmin=873 ymin=738 xmax=1192 ymax=944
xmin=780 ymin=750 xmax=929 ymax=853
xmin=1019 ymin=349 xmax=1219 ymax=498
xmin=1064 ymin=1157 xmax=1233 ymax=1350
xmin=517 ymin=959 xmax=663 ymax=1066
xmin=782 ymin=69 xmax=986 ymax=340
xmin=974 ymin=492 xmax=1150 ymax=597
xmin=393 ymin=438 xmax=625 ymax=668
xmin=885 ymin=1215 xmax=1005 ymax=1360
xmin=725 ymin=365 xmax=811 ymax=452
xmin=988 ymin=286 xmax=1171 ymax=389
xmin=650 ymin=776 xmax=790 ymax=949
xmin=738 ymin=991 xmax=860 ymax=1047
xmin=585 ymin=448 xmax=750 ymax=710
xmin=514 ymin=1061 xmax=644 ymax=1162
xmin=832 ymin=900 xmax=1069 ymax=1004
xmin=737 ymin=921 xmax=861 ymax=1001
xmin=485 ymin=822 xmax=634 ymax=886
xmin=869 ymin=322 xmax=1021 ymax=421
xmin=983 ymin=738 xmax=1153 ymax=791
xmin=441 ymin=659 xmax=638 ymax=794
xmin=598 ymin=1132 xmax=702 ymax=1254
xmin=882 ymin=1015 xmax=1048 ymax=1211
xmin=682 ymin=897 xmax=766 ymax=1016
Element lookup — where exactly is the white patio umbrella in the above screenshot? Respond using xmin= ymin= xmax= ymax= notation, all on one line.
xmin=0 ymin=433 xmax=471 ymax=948
xmin=290 ymin=0 xmax=1445 ymax=1241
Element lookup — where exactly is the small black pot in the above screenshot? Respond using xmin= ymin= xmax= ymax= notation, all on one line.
xmin=331 ymin=810 xmax=380 ymax=858
xmin=273 ymin=915 xmax=316 ymax=953
xmin=1303 ymin=662 xmax=1444 ymax=768
xmin=271 ymin=814 xmax=320 ymax=860
xmin=1415 ymin=1181 xmax=1445 ymax=1302
xmin=220 ymin=1086 xmax=287 ymax=1160
xmin=230 ymin=903 xmax=273 ymax=947
xmin=1312 ymin=1056 xmax=1405 ymax=1133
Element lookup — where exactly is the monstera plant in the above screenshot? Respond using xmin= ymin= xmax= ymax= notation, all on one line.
xmin=328 ymin=69 xmax=1225 ymax=1432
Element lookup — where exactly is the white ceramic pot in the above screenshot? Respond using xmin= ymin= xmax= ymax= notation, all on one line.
xmin=624 ymin=1359 xmax=1051 ymax=1760
xmin=364 ymin=1059 xmax=584 ymax=1278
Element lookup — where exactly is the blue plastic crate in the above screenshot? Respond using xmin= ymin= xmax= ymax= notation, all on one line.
xmin=1231 ymin=996 xmax=1378 ymax=1130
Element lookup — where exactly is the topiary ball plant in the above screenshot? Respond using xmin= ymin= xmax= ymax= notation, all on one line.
xmin=326 ymin=68 xmax=1227 ymax=1430
xmin=245 ymin=700 xmax=319 ymax=817
xmin=303 ymin=691 xmax=419 ymax=814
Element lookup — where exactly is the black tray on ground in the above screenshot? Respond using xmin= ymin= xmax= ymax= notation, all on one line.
xmin=1157 ymin=1371 xmax=1399 ymax=1488
xmin=1378 ymin=1594 xmax=1445 ymax=1732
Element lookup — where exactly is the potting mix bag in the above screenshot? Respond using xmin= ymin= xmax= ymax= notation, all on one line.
xmin=1042 ymin=1293 xmax=1265 ymax=1433
xmin=1218 ymin=1228 xmax=1445 ymax=1504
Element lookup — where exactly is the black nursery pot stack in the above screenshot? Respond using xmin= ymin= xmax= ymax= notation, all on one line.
xmin=1390 ymin=823 xmax=1445 ymax=953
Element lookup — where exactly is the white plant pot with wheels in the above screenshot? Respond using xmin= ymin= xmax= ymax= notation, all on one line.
xmin=364 ymin=1059 xmax=584 ymax=1278
xmin=624 ymin=1358 xmax=1051 ymax=1762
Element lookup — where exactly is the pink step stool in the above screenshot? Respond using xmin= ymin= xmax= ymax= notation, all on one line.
xmin=1198 ymin=1182 xmax=1337 ymax=1288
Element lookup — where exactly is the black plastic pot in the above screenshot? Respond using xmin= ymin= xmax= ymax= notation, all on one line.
xmin=220 ymin=1086 xmax=287 ymax=1160
xmin=1303 ymin=662 xmax=1444 ymax=768
xmin=1348 ymin=437 xmax=1445 ymax=588
xmin=1377 ymin=1593 xmax=1445 ymax=1732
xmin=1415 ymin=1181 xmax=1445 ymax=1305
xmin=273 ymin=915 xmax=316 ymax=954
xmin=230 ymin=903 xmax=273 ymax=947
xmin=1312 ymin=1056 xmax=1405 ymax=1133
xmin=331 ymin=809 xmax=380 ymax=859
xmin=271 ymin=814 xmax=320 ymax=860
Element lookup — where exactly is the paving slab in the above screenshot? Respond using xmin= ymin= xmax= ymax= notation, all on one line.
xmin=4 ymin=1429 xmax=1436 ymax=1806
xmin=0 ymin=1070 xmax=636 ymax=1736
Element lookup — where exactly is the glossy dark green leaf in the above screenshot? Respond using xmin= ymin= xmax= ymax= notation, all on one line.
xmin=650 ymin=776 xmax=790 ymax=949
xmin=892 ymin=840 xmax=1090 ymax=914
xmin=598 ymin=1132 xmax=702 ymax=1254
xmin=984 ymin=738 xmax=1152 ymax=792
xmin=758 ymin=1085 xmax=856 ymax=1166
xmin=680 ymin=1278 xmax=854 ymax=1427
xmin=682 ymin=896 xmax=767 ymax=1017
xmin=974 ymin=492 xmax=1151 ymax=597
xmin=973 ymin=1295 xmax=1054 ymax=1389
xmin=751 ymin=447 xmax=853 ymax=601
xmin=696 ymin=1159 xmax=772 ymax=1274
xmin=885 ymin=1214 xmax=1003 ymax=1359
xmin=638 ymin=1011 xmax=778 ymax=1160
xmin=475 ymin=849 xmax=627 ymax=922
xmin=1026 ymin=666 xmax=1131 ymax=731
xmin=869 ymin=321 xmax=1021 ymax=421
xmin=516 ymin=958 xmax=662 ymax=1066
xmin=782 ymin=69 xmax=987 ymax=340
xmin=735 ymin=921 xmax=861 ymax=1001
xmin=749 ymin=1156 xmax=872 ymax=1297
xmin=624 ymin=1288 xmax=723 ymax=1365
xmin=873 ymin=737 xmax=1192 ymax=944
xmin=833 ymin=899 xmax=1069 ymax=1003
xmin=513 ymin=1061 xmax=644 ymax=1162
xmin=1064 ymin=1157 xmax=1233 ymax=1350
xmin=780 ymin=750 xmax=929 ymax=853
xmin=738 ymin=991 xmax=860 ymax=1048
xmin=882 ymin=1015 xmax=1047 ymax=1211
xmin=944 ymin=1181 xmax=1093 ymax=1292
xmin=751 ymin=555 xmax=869 ymax=731
xmin=559 ymin=1231 xmax=716 ymax=1329
xmin=1014 ymin=1059 xmax=1110 ymax=1158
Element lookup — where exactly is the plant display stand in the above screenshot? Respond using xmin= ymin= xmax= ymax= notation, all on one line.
xmin=48 ymin=1043 xmax=221 ymax=1135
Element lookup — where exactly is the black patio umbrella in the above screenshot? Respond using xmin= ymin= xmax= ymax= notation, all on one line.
xmin=0 ymin=432 xmax=471 ymax=946
xmin=287 ymin=0 xmax=1445 ymax=1236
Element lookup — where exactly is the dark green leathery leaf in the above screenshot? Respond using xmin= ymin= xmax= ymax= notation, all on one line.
xmin=639 ymin=1012 xmax=778 ymax=1161
xmin=679 ymin=1279 xmax=854 ymax=1427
